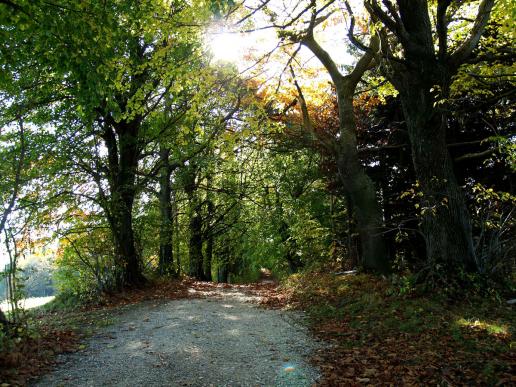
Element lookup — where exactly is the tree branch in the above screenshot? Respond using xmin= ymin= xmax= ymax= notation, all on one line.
xmin=449 ymin=0 xmax=495 ymax=69
xmin=346 ymin=35 xmax=379 ymax=87
xmin=343 ymin=0 xmax=369 ymax=52
xmin=436 ymin=0 xmax=451 ymax=60
xmin=0 ymin=118 xmax=26 ymax=236
xmin=455 ymin=148 xmax=494 ymax=162
xmin=301 ymin=35 xmax=344 ymax=88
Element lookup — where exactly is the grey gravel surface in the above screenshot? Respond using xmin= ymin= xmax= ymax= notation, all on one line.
xmin=33 ymin=287 xmax=320 ymax=386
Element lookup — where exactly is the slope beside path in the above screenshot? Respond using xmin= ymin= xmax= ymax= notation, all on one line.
xmin=32 ymin=284 xmax=320 ymax=387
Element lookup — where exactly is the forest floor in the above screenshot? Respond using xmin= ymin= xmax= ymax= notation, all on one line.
xmin=281 ymin=272 xmax=515 ymax=386
xmin=1 ymin=274 xmax=515 ymax=386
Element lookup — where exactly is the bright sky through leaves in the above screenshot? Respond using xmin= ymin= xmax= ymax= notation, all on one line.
xmin=206 ymin=4 xmax=358 ymax=80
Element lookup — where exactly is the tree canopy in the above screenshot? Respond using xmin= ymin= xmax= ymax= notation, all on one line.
xmin=0 ymin=0 xmax=513 ymax=298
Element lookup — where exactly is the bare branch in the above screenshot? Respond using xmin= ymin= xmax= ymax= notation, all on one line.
xmin=289 ymin=66 xmax=313 ymax=134
xmin=235 ymin=0 xmax=271 ymax=25
xmin=450 ymin=0 xmax=495 ymax=69
xmin=455 ymin=148 xmax=494 ymax=162
xmin=343 ymin=0 xmax=369 ymax=52
xmin=0 ymin=118 xmax=26 ymax=236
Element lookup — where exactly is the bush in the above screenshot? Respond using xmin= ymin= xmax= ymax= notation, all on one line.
xmin=471 ymin=184 xmax=515 ymax=280
xmin=53 ymin=228 xmax=120 ymax=301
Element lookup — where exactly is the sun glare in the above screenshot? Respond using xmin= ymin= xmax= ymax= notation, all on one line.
xmin=208 ymin=31 xmax=247 ymax=63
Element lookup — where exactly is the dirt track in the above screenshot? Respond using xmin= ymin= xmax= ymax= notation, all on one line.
xmin=33 ymin=285 xmax=320 ymax=386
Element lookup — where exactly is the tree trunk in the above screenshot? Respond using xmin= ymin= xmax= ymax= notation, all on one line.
xmin=0 ymin=308 xmax=9 ymax=333
xmin=103 ymin=120 xmax=146 ymax=287
xmin=399 ymin=84 xmax=476 ymax=272
xmin=300 ymin=34 xmax=389 ymax=273
xmin=364 ymin=0 xmax=494 ymax=279
xmin=336 ymin=90 xmax=389 ymax=273
xmin=345 ymin=195 xmax=359 ymax=269
xmin=205 ymin=231 xmax=213 ymax=281
xmin=158 ymin=147 xmax=175 ymax=276
xmin=217 ymin=261 xmax=228 ymax=283
xmin=202 ymin=174 xmax=215 ymax=281
xmin=188 ymin=211 xmax=204 ymax=280
xmin=184 ymin=166 xmax=205 ymax=280
xmin=111 ymin=206 xmax=144 ymax=286
xmin=204 ymin=199 xmax=214 ymax=281
xmin=216 ymin=238 xmax=231 ymax=283
xmin=173 ymin=189 xmax=181 ymax=276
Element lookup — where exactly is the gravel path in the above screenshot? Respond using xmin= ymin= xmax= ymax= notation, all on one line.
xmin=33 ymin=287 xmax=320 ymax=386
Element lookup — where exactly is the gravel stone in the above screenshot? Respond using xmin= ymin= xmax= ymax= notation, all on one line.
xmin=33 ymin=288 xmax=320 ymax=386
